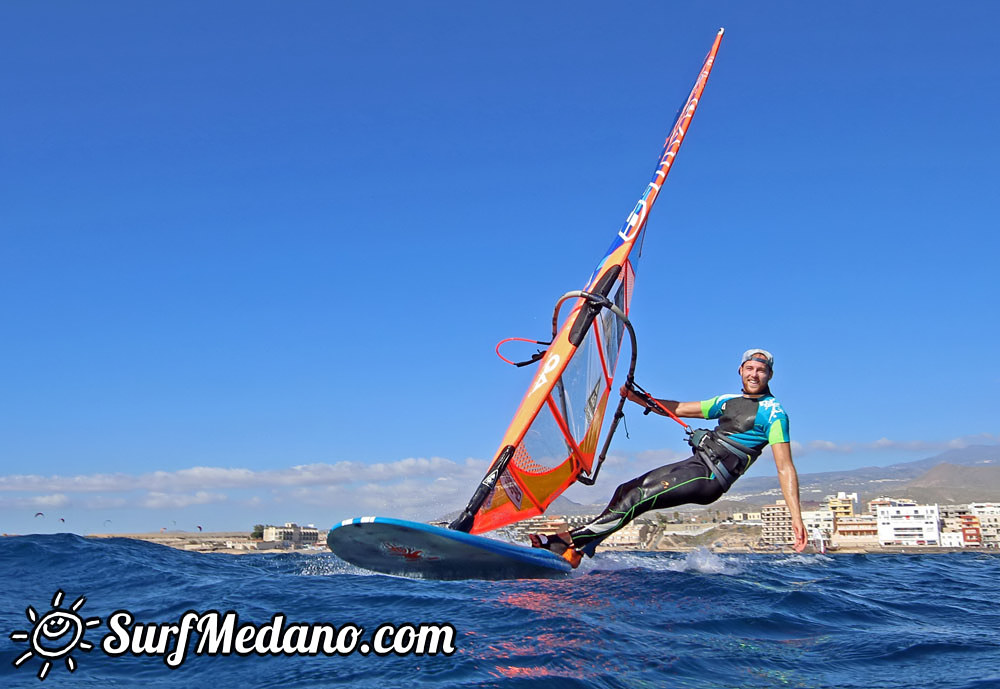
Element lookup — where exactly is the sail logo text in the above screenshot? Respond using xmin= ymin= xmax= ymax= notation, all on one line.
xmin=618 ymin=182 xmax=659 ymax=242
xmin=530 ymin=354 xmax=561 ymax=395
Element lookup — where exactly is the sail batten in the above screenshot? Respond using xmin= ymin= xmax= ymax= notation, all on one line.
xmin=458 ymin=30 xmax=726 ymax=535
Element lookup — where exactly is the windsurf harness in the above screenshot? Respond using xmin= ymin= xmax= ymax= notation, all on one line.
xmin=569 ymin=391 xmax=789 ymax=554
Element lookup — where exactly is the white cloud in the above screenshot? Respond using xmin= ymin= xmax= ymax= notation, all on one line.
xmin=800 ymin=434 xmax=999 ymax=455
xmin=140 ymin=491 xmax=228 ymax=509
xmin=633 ymin=448 xmax=685 ymax=463
xmin=0 ymin=493 xmax=71 ymax=510
xmin=82 ymin=496 xmax=128 ymax=509
xmin=806 ymin=440 xmax=837 ymax=451
xmin=31 ymin=494 xmax=70 ymax=507
xmin=3 ymin=434 xmax=997 ymax=521
xmin=0 ymin=456 xmax=488 ymax=520
xmin=282 ymin=465 xmax=485 ymax=521
xmin=0 ymin=456 xmax=465 ymax=494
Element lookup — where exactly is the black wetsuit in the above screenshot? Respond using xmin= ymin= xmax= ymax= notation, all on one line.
xmin=570 ymin=392 xmax=787 ymax=556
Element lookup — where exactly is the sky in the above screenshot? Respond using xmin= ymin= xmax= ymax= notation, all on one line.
xmin=2 ymin=2 xmax=998 ymax=535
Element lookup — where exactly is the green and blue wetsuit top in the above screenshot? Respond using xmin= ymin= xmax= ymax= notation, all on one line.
xmin=700 ymin=393 xmax=789 ymax=455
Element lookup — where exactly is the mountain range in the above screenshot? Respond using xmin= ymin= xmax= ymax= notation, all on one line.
xmin=542 ymin=444 xmax=1000 ymax=516
xmin=726 ymin=444 xmax=1000 ymax=508
xmin=442 ymin=445 xmax=1000 ymax=520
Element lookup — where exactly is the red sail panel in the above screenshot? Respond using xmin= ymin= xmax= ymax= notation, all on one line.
xmin=471 ymin=29 xmax=725 ymax=534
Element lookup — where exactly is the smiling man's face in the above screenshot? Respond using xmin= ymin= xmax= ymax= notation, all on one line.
xmin=740 ymin=359 xmax=772 ymax=395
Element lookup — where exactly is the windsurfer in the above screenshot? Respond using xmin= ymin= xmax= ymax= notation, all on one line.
xmin=531 ymin=348 xmax=807 ymax=566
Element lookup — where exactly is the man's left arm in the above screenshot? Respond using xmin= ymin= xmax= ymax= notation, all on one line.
xmin=771 ymin=442 xmax=807 ymax=552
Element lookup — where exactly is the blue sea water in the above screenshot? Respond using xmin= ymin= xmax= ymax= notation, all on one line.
xmin=2 ymin=535 xmax=999 ymax=688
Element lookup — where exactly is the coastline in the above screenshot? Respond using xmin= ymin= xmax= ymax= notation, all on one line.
xmin=84 ymin=531 xmax=302 ymax=555
xmin=74 ymin=532 xmax=996 ymax=557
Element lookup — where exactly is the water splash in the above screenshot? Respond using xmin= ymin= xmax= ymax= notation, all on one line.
xmin=667 ymin=547 xmax=743 ymax=575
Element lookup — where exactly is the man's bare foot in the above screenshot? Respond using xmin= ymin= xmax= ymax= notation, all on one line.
xmin=529 ymin=532 xmax=581 ymax=568
xmin=529 ymin=532 xmax=573 ymax=554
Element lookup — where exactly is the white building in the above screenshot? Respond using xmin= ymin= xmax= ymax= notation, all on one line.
xmin=939 ymin=531 xmax=965 ymax=548
xmin=262 ymin=522 xmax=320 ymax=547
xmin=602 ymin=521 xmax=653 ymax=549
xmin=867 ymin=496 xmax=916 ymax=516
xmin=761 ymin=500 xmax=793 ymax=546
xmin=877 ymin=505 xmax=940 ymax=546
xmin=801 ymin=509 xmax=836 ymax=539
xmin=826 ymin=493 xmax=858 ymax=518
xmin=832 ymin=514 xmax=879 ymax=549
xmin=969 ymin=503 xmax=1000 ymax=548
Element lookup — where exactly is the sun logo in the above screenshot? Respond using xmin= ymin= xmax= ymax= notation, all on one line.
xmin=9 ymin=589 xmax=101 ymax=680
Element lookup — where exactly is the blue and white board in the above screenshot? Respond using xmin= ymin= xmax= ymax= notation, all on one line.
xmin=326 ymin=517 xmax=572 ymax=580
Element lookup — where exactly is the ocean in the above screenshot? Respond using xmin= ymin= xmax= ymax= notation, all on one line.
xmin=2 ymin=534 xmax=998 ymax=688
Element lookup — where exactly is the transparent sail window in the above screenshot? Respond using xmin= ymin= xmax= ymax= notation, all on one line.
xmin=554 ymin=323 xmax=606 ymax=444
xmin=518 ymin=401 xmax=575 ymax=474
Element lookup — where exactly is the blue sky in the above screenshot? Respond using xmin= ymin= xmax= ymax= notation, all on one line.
xmin=2 ymin=2 xmax=998 ymax=535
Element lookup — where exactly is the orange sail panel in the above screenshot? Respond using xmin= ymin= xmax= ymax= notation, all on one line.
xmin=470 ymin=29 xmax=725 ymax=535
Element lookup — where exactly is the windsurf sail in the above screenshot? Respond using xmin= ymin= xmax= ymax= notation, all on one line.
xmin=451 ymin=29 xmax=726 ymax=535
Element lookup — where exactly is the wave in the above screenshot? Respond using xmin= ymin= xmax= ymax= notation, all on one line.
xmin=1 ymin=536 xmax=998 ymax=689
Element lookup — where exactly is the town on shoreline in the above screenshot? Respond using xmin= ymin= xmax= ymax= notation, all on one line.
xmin=81 ymin=491 xmax=999 ymax=556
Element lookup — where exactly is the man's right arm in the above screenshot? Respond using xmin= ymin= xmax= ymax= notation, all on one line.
xmin=772 ymin=441 xmax=807 ymax=552
xmin=620 ymin=386 xmax=703 ymax=418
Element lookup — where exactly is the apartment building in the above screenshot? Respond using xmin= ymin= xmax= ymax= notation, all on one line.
xmin=801 ymin=509 xmax=835 ymax=540
xmin=262 ymin=522 xmax=320 ymax=546
xmin=831 ymin=514 xmax=879 ymax=548
xmin=969 ymin=503 xmax=1000 ymax=548
xmin=826 ymin=492 xmax=858 ymax=519
xmin=761 ymin=500 xmax=794 ymax=546
xmin=939 ymin=505 xmax=982 ymax=547
xmin=867 ymin=496 xmax=916 ymax=515
xmin=877 ymin=505 xmax=940 ymax=546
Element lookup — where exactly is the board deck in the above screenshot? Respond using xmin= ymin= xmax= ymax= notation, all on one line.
xmin=326 ymin=517 xmax=572 ymax=580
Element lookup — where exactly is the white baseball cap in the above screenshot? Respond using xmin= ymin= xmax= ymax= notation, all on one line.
xmin=741 ymin=348 xmax=774 ymax=370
